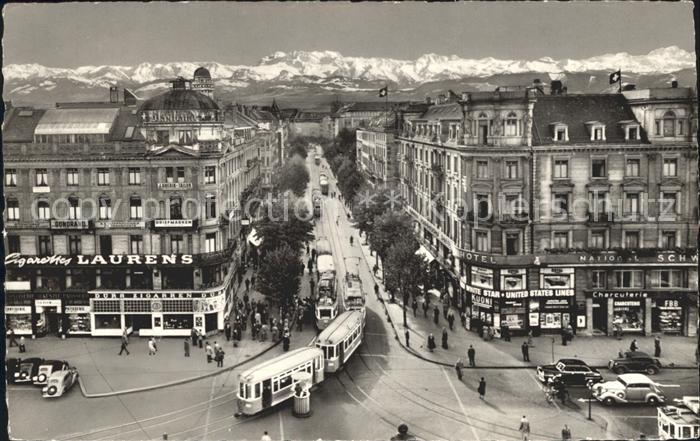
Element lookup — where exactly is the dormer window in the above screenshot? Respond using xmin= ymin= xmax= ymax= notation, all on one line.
xmin=585 ymin=121 xmax=606 ymax=141
xmin=619 ymin=121 xmax=641 ymax=141
xmin=551 ymin=123 xmax=568 ymax=142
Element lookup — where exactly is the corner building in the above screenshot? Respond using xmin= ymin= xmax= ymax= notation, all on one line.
xmin=3 ymin=68 xmax=274 ymax=338
xmin=397 ymin=83 xmax=698 ymax=337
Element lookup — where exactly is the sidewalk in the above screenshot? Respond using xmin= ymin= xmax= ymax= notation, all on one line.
xmin=355 ymin=231 xmax=698 ymax=370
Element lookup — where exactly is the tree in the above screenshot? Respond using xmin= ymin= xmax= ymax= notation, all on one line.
xmin=240 ymin=175 xmax=264 ymax=218
xmin=336 ymin=158 xmax=363 ymax=202
xmin=351 ymin=185 xmax=403 ymax=236
xmin=369 ymin=211 xmax=414 ymax=281
xmin=253 ymin=195 xmax=315 ymax=257
xmin=385 ymin=238 xmax=429 ymax=326
xmin=256 ymin=243 xmax=303 ymax=307
xmin=287 ymin=137 xmax=309 ymax=159
xmin=273 ymin=157 xmax=310 ymax=197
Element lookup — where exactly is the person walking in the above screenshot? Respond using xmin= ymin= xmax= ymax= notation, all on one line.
xmin=311 ymin=248 xmax=317 ymax=261
xmin=216 ymin=348 xmax=225 ymax=367
xmin=282 ymin=328 xmax=291 ymax=351
xmin=477 ymin=377 xmax=486 ymax=399
xmin=119 ymin=338 xmax=130 ymax=356
xmin=630 ymin=338 xmax=639 ymax=352
xmin=374 ymin=283 xmax=380 ymax=300
xmin=455 ymin=358 xmax=464 ymax=381
xmin=521 ymin=341 xmax=530 ymax=362
xmin=447 ymin=311 xmax=455 ymax=331
xmin=518 ymin=416 xmax=531 ymax=441
xmin=214 ymin=341 xmax=221 ymax=352
xmin=297 ymin=310 xmax=303 ymax=332
xmin=502 ymin=322 xmax=511 ymax=342
xmin=433 ymin=305 xmax=440 ymax=325
xmin=197 ymin=330 xmax=204 ymax=348
xmin=245 ymin=278 xmax=250 ymax=292
xmin=225 ymin=322 xmax=232 ymax=342
xmin=148 ymin=338 xmax=157 ymax=356
xmin=412 ymin=299 xmax=418 ymax=317
xmin=467 ymin=345 xmax=476 ymax=367
xmin=19 ymin=336 xmax=26 ymax=353
xmin=442 ymin=301 xmax=448 ymax=320
xmin=427 ymin=333 xmax=436 ymax=352
xmin=561 ymin=424 xmax=572 ymax=441
xmin=184 ymin=337 xmax=190 ymax=357
xmin=561 ymin=327 xmax=568 ymax=346
xmin=261 ymin=431 xmax=272 ymax=441
xmin=251 ymin=275 xmax=256 ymax=288
xmin=422 ymin=301 xmax=429 ymax=318
xmin=441 ymin=327 xmax=449 ymax=350
xmin=306 ymin=243 xmax=310 ymax=255
xmin=405 ymin=329 xmax=410 ymax=347
xmin=191 ymin=328 xmax=198 ymax=348
xmin=205 ymin=342 xmax=214 ymax=363
xmin=654 ymin=335 xmax=662 ymax=357
xmin=7 ymin=328 xmax=19 ymax=347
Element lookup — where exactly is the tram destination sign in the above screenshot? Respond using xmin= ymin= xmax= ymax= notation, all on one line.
xmin=5 ymin=253 xmax=193 ymax=267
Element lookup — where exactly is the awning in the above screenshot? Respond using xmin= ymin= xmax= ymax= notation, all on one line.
xmin=415 ymin=245 xmax=435 ymax=262
xmin=247 ymin=228 xmax=262 ymax=247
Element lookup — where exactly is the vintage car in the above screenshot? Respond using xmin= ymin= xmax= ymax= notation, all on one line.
xmin=6 ymin=357 xmax=44 ymax=384
xmin=536 ymin=358 xmax=604 ymax=386
xmin=608 ymin=351 xmax=662 ymax=375
xmin=592 ymin=373 xmax=665 ymax=406
xmin=32 ymin=360 xmax=71 ymax=386
xmin=42 ymin=367 xmax=79 ymax=398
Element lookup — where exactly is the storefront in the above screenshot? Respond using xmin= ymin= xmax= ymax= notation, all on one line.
xmin=5 ymin=297 xmax=34 ymax=336
xmin=652 ymin=296 xmax=685 ymax=334
xmin=590 ymin=291 xmax=649 ymax=335
xmin=529 ymin=293 xmax=575 ymax=334
xmin=34 ymin=295 xmax=62 ymax=337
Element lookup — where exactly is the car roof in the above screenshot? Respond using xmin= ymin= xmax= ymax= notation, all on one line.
xmin=42 ymin=360 xmax=69 ymax=367
xmin=626 ymin=351 xmax=651 ymax=358
xmin=558 ymin=358 xmax=587 ymax=365
xmin=20 ymin=358 xmax=43 ymax=364
xmin=49 ymin=369 xmax=73 ymax=380
xmin=618 ymin=373 xmax=653 ymax=383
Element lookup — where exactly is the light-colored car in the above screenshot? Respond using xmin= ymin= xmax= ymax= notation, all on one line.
xmin=41 ymin=367 xmax=79 ymax=398
xmin=32 ymin=360 xmax=70 ymax=386
xmin=592 ymin=373 xmax=665 ymax=406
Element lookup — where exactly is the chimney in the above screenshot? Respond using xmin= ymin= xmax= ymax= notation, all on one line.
xmin=109 ymin=86 xmax=119 ymax=103
xmin=550 ymin=80 xmax=563 ymax=95
xmin=671 ymin=80 xmax=679 ymax=88
xmin=533 ymin=78 xmax=544 ymax=93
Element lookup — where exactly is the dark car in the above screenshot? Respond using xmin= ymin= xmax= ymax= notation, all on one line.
xmin=608 ymin=351 xmax=661 ymax=375
xmin=536 ymin=358 xmax=604 ymax=386
xmin=6 ymin=357 xmax=44 ymax=384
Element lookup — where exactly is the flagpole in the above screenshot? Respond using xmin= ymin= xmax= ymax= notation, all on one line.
xmin=384 ymin=84 xmax=388 ymax=127
xmin=618 ymin=68 xmax=622 ymax=94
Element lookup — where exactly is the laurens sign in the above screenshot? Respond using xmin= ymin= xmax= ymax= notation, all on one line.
xmin=5 ymin=253 xmax=193 ymax=268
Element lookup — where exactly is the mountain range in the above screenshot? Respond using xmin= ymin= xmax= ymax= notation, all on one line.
xmin=3 ymin=47 xmax=696 ymax=110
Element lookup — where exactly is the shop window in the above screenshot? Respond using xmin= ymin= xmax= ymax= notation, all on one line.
xmin=6 ymin=199 xmax=19 ymax=220
xmin=661 ymin=231 xmax=677 ymax=249
xmin=35 ymin=168 xmax=48 ymax=186
xmin=624 ymin=231 xmax=640 ymax=249
xmin=475 ymin=231 xmax=489 ymax=252
xmin=591 ymin=270 xmax=606 ymax=289
xmin=130 ymin=196 xmax=143 ymax=220
xmin=97 ymin=168 xmax=110 ymax=186
xmin=614 ymin=270 xmax=644 ymax=288
xmin=67 ymin=168 xmax=79 ymax=186
xmin=590 ymin=230 xmax=607 ymax=249
xmin=100 ymin=235 xmax=112 ymax=256
xmin=553 ymin=159 xmax=569 ymax=179
xmin=650 ymin=270 xmax=685 ymax=288
xmin=5 ymin=169 xmax=17 ymax=187
xmin=37 ymin=200 xmax=51 ymax=220
xmin=625 ymin=158 xmax=640 ymax=177
xmin=204 ymin=166 xmax=216 ymax=184
xmin=205 ymin=233 xmax=217 ymax=253
xmin=68 ymin=235 xmax=81 ymax=255
xmin=94 ymin=314 xmax=121 ymax=329
xmin=164 ymin=314 xmax=193 ymax=330
xmin=7 ymin=235 xmax=20 ymax=254
xmin=99 ymin=196 xmax=112 ymax=220
xmin=171 ymin=234 xmax=184 ymax=254
xmin=552 ymin=232 xmax=569 ymax=249
xmin=68 ymin=197 xmax=81 ymax=219
xmin=128 ymin=168 xmax=141 ymax=185
xmin=130 ymin=235 xmax=143 ymax=254
xmin=476 ymin=160 xmax=489 ymax=179
xmin=38 ymin=235 xmax=52 ymax=256
xmin=505 ymin=232 xmax=520 ymax=255
xmin=591 ymin=158 xmax=607 ymax=178
xmin=663 ymin=158 xmax=677 ymax=177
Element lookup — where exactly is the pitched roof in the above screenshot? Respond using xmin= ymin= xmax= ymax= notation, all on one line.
xmin=293 ymin=111 xmax=328 ymax=123
xmin=226 ymin=109 xmax=258 ymax=129
xmin=35 ymin=108 xmax=120 ymax=135
xmin=532 ymin=94 xmax=647 ymax=145
xmin=110 ymin=108 xmax=145 ymax=141
xmin=2 ymin=107 xmax=46 ymax=142
xmin=417 ymin=103 xmax=462 ymax=121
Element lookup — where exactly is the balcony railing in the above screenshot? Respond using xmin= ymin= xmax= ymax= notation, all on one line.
xmin=499 ymin=211 xmax=530 ymax=224
xmin=193 ymin=242 xmax=236 ymax=266
xmin=586 ymin=211 xmax=614 ymax=224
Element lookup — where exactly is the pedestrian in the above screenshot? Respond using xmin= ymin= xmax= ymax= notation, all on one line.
xmin=251 ymin=275 xmax=256 ymax=288
xmin=198 ymin=330 xmax=204 ymax=348
xmin=214 ymin=341 xmax=221 ymax=352
xmin=245 ymin=278 xmax=250 ymax=292
xmin=119 ymin=339 xmax=130 ymax=356
xmin=518 ymin=416 xmax=531 ymax=441
xmin=455 ymin=358 xmax=464 ymax=381
xmin=309 ymin=278 xmax=315 ymax=296
xmin=630 ymin=338 xmax=638 ymax=352
xmin=460 ymin=311 xmax=467 ymax=329
xmin=441 ymin=327 xmax=449 ymax=349
xmin=261 ymin=431 xmax=272 ymax=441
xmin=374 ymin=283 xmax=380 ymax=300
xmin=19 ymin=336 xmax=26 ymax=353
xmin=311 ymin=248 xmax=317 ymax=261
xmin=467 ymin=345 xmax=476 ymax=367
xmin=243 ymin=292 xmax=249 ymax=305
xmin=205 ymin=342 xmax=214 ymax=363
xmin=427 ymin=333 xmax=436 ymax=352
xmin=521 ymin=341 xmax=530 ymax=362
xmin=476 ymin=377 xmax=487 ymax=399
xmin=184 ymin=337 xmax=190 ymax=357
xmin=561 ymin=327 xmax=568 ymax=346
xmin=148 ymin=338 xmax=157 ymax=356
xmin=502 ymin=322 xmax=511 ymax=342
xmin=442 ymin=301 xmax=448 ymax=320
xmin=422 ymin=300 xmax=429 ymax=318
xmin=7 ymin=328 xmax=18 ymax=347
xmin=306 ymin=243 xmax=310 ymax=255
xmin=260 ymin=324 xmax=269 ymax=342
xmin=411 ymin=299 xmax=418 ymax=317
xmin=654 ymin=335 xmax=662 ymax=357
xmin=447 ymin=311 xmax=455 ymax=331
xmin=255 ymin=311 xmax=262 ymax=326
xmin=300 ymin=262 xmax=305 ymax=276
xmin=122 ymin=327 xmax=129 ymax=344
xmin=405 ymin=329 xmax=410 ymax=347
xmin=191 ymin=328 xmax=198 ymax=347
xmin=238 ymin=270 xmax=244 ymax=286
xmin=216 ymin=348 xmax=225 ymax=367
xmin=433 ymin=305 xmax=440 ymax=325
xmin=561 ymin=424 xmax=572 ymax=441
xmin=283 ymin=328 xmax=290 ymax=351
xmin=225 ymin=322 xmax=232 ymax=341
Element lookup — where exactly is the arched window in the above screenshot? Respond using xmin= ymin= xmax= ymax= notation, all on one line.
xmin=170 ymin=196 xmax=182 ymax=220
xmin=505 ymin=112 xmax=519 ymax=136
xmin=99 ymin=195 xmax=112 ymax=220
xmin=37 ymin=200 xmax=50 ymax=220
xmin=663 ymin=111 xmax=676 ymax=137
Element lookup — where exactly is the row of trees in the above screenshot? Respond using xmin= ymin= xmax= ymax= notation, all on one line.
xmin=321 ymin=128 xmax=364 ymax=202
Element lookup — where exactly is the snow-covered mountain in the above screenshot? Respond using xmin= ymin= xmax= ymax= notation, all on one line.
xmin=3 ymin=47 xmax=695 ymax=108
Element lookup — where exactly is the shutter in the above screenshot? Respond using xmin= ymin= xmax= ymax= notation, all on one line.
xmin=53 ymin=235 xmax=67 ymax=255
xmin=20 ymin=236 xmax=36 ymax=255
xmin=112 ymin=235 xmax=129 ymax=254
xmin=82 ymin=235 xmax=96 ymax=255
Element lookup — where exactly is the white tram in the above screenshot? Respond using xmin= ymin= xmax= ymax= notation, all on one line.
xmin=315 ymin=311 xmax=364 ymax=373
xmin=315 ymin=239 xmax=338 ymax=329
xmin=237 ymin=347 xmax=324 ymax=416
xmin=341 ymin=257 xmax=365 ymax=319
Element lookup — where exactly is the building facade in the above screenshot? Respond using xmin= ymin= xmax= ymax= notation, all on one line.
xmin=3 ymin=68 xmax=273 ymax=338
xmin=356 ymin=113 xmax=400 ymax=188
xmin=330 ymin=102 xmax=392 ymax=137
xmin=397 ymin=83 xmax=698 ymax=337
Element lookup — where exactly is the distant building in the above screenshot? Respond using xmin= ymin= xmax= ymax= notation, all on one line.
xmin=356 ymin=112 xmax=399 ymax=188
xmin=290 ymin=111 xmax=330 ymax=138
xmin=330 ymin=101 xmax=392 ymax=137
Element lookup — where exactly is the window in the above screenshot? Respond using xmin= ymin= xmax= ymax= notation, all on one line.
xmin=553 ymin=159 xmax=568 ymax=179
xmin=130 ymin=235 xmax=143 ymax=254
xmin=205 ymin=194 xmax=216 ymax=219
xmin=589 ymin=191 xmax=609 ymax=215
xmin=130 ymin=197 xmax=143 ymax=220
xmin=662 ymin=111 xmax=676 ymax=137
xmin=99 ymin=196 xmax=112 ymax=220
xmin=128 ymin=168 xmax=141 ymax=185
xmin=166 ymin=167 xmax=174 ymax=183
xmin=660 ymin=192 xmax=678 ymax=217
xmin=624 ymin=231 xmax=640 ymax=249
xmin=170 ymin=196 xmax=182 ymax=220
xmin=156 ymin=130 xmax=169 ymax=144
xmin=591 ymin=270 xmax=606 ymax=289
xmin=205 ymin=233 xmax=216 ymax=253
xmin=624 ymin=193 xmax=640 ymax=215
xmin=100 ymin=236 xmax=112 ymax=256
xmin=475 ymin=231 xmax=489 ymax=252
xmin=35 ymin=169 xmax=48 ymax=186
xmin=38 ymin=236 xmax=51 ymax=256
xmin=5 ymin=169 xmax=17 ymax=187
xmin=7 ymin=235 xmax=20 ymax=254
xmin=614 ymin=270 xmax=643 ymax=288
xmin=505 ymin=232 xmax=520 ymax=255
xmin=177 ymin=167 xmax=185 ymax=183
xmin=553 ymin=193 xmax=569 ymax=218
xmin=67 ymin=168 xmax=79 ymax=186
xmin=626 ymin=158 xmax=640 ymax=177
xmin=68 ymin=197 xmax=81 ymax=219
xmin=178 ymin=130 xmax=193 ymax=144
xmin=661 ymin=231 xmax=677 ymax=248
xmin=505 ymin=113 xmax=518 ymax=136
xmin=204 ymin=166 xmax=216 ymax=184
xmin=475 ymin=194 xmax=490 ymax=219
xmin=663 ymin=158 xmax=677 ymax=177
xmin=97 ymin=168 xmax=110 ymax=186
xmin=505 ymin=160 xmax=518 ymax=179
xmin=68 ymin=235 xmax=81 ymax=255
xmin=591 ymin=158 xmax=606 ymax=178
xmin=7 ymin=199 xmax=22 ymax=221
xmin=650 ymin=270 xmax=684 ymax=288
xmin=476 ymin=160 xmax=489 ymax=179
xmin=590 ymin=230 xmax=606 ymax=249
xmin=37 ymin=200 xmax=50 ymax=220
xmin=552 ymin=232 xmax=569 ymax=249
xmin=627 ymin=126 xmax=639 ymax=140
xmin=171 ymin=234 xmax=184 ymax=254
xmin=592 ymin=126 xmax=605 ymax=141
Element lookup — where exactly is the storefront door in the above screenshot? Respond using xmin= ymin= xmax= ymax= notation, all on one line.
xmin=126 ymin=314 xmax=152 ymax=334
xmin=46 ymin=308 xmax=60 ymax=334
xmin=592 ymin=299 xmax=607 ymax=333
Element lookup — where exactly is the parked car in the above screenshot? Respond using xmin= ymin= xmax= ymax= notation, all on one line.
xmin=536 ymin=358 xmax=604 ymax=386
xmin=609 ymin=351 xmax=662 ymax=375
xmin=32 ymin=360 xmax=71 ymax=386
xmin=6 ymin=357 xmax=44 ymax=384
xmin=42 ymin=367 xmax=79 ymax=398
xmin=592 ymin=373 xmax=665 ymax=406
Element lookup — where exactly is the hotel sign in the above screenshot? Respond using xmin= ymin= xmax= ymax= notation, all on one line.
xmin=5 ymin=252 xmax=193 ymax=267
xmin=154 ymin=219 xmax=194 ymax=228
xmin=50 ymin=219 xmax=90 ymax=230
xmin=157 ymin=182 xmax=193 ymax=190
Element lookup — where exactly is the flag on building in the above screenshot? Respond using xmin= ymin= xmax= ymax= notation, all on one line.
xmin=379 ymin=87 xmax=388 ymax=98
xmin=609 ymin=70 xmax=621 ymax=84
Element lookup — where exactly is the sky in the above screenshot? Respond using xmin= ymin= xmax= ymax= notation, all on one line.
xmin=3 ymin=2 xmax=696 ymax=67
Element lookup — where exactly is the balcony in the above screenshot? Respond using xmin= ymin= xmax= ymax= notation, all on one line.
xmin=194 ymin=242 xmax=236 ymax=266
xmin=467 ymin=211 xmax=494 ymax=225
xmin=157 ymin=182 xmax=193 ymax=190
xmin=586 ymin=211 xmax=614 ymax=224
xmin=499 ymin=211 xmax=530 ymax=225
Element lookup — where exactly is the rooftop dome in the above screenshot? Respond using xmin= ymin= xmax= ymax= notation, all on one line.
xmin=140 ymin=89 xmax=220 ymax=112
xmin=194 ymin=67 xmax=211 ymax=79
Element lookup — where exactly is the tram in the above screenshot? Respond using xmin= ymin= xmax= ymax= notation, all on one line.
xmin=315 ymin=239 xmax=338 ymax=329
xmin=319 ymin=173 xmax=329 ymax=195
xmin=315 ymin=311 xmax=364 ymax=373
xmin=237 ymin=347 xmax=324 ymax=416
xmin=342 ymin=257 xmax=366 ymax=319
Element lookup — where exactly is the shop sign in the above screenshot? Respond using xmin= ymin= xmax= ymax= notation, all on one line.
xmin=5 ymin=252 xmax=193 ymax=267
xmin=529 ymin=289 xmax=575 ymax=297
xmin=50 ymin=219 xmax=90 ymax=230
xmin=157 ymin=182 xmax=193 ymax=190
xmin=592 ymin=291 xmax=648 ymax=299
xmin=614 ymin=301 xmax=642 ymax=307
xmin=95 ymin=220 xmax=146 ymax=229
xmin=64 ymin=306 xmax=91 ymax=313
xmin=93 ymin=290 xmax=224 ymax=300
xmin=36 ymin=299 xmax=61 ymax=307
xmin=154 ymin=219 xmax=194 ymax=228
xmin=472 ymin=294 xmax=493 ymax=308
xmin=5 ymin=306 xmax=32 ymax=314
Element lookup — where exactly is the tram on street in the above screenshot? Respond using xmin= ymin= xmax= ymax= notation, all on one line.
xmin=319 ymin=173 xmax=329 ymax=195
xmin=315 ymin=239 xmax=338 ymax=329
xmin=237 ymin=347 xmax=324 ymax=416
xmin=312 ymin=190 xmax=322 ymax=217
xmin=315 ymin=310 xmax=364 ymax=373
xmin=342 ymin=257 xmax=366 ymax=319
